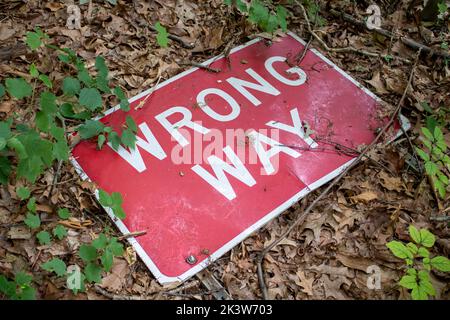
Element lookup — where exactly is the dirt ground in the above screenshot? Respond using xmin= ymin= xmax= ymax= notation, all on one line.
xmin=0 ymin=0 xmax=449 ymax=300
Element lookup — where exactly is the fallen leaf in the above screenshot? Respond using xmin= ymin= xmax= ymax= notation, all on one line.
xmin=351 ymin=191 xmax=378 ymax=203
xmin=295 ymin=271 xmax=314 ymax=296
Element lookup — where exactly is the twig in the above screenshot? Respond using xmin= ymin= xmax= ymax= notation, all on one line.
xmin=397 ymin=113 xmax=423 ymax=176
xmin=94 ymin=285 xmax=145 ymax=300
xmin=117 ymin=230 xmax=147 ymax=240
xmin=430 ymin=215 xmax=450 ymax=222
xmin=135 ymin=75 xmax=162 ymax=110
xmin=163 ymin=288 xmax=222 ymax=298
xmin=256 ymin=46 xmax=422 ymax=299
xmin=329 ymin=9 xmax=450 ymax=60
xmin=180 ymin=62 xmax=221 ymax=73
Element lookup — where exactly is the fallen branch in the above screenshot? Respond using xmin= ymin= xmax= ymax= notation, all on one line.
xmin=255 ymin=41 xmax=422 ymax=299
xmin=180 ymin=62 xmax=221 ymax=73
xmin=117 ymin=230 xmax=147 ymax=240
xmin=329 ymin=8 xmax=450 ymax=60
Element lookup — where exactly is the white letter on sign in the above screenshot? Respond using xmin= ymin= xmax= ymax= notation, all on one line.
xmin=107 ymin=123 xmax=166 ymax=173
xmin=226 ymin=68 xmax=280 ymax=106
xmin=192 ymin=146 xmax=256 ymax=200
xmin=155 ymin=106 xmax=210 ymax=147
xmin=266 ymin=107 xmax=318 ymax=148
xmin=265 ymin=56 xmax=307 ymax=86
xmin=197 ymin=88 xmax=240 ymax=122
xmin=247 ymin=130 xmax=301 ymax=175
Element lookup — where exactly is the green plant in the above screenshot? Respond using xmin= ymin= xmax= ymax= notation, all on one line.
xmin=155 ymin=22 xmax=169 ymax=48
xmin=98 ymin=189 xmax=126 ymax=219
xmin=0 ymin=272 xmax=36 ymax=300
xmin=79 ymin=233 xmax=124 ymax=283
xmin=0 ymin=28 xmax=137 ymax=186
xmin=415 ymin=124 xmax=450 ymax=198
xmin=387 ymin=226 xmax=450 ymax=300
xmin=225 ymin=0 xmax=289 ymax=33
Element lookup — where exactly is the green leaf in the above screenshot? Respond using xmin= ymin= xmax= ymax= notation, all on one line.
xmin=15 ymin=272 xmax=33 ymax=286
xmin=29 ymin=64 xmax=39 ymax=78
xmin=111 ymin=192 xmax=123 ymax=206
xmin=17 ymin=286 xmax=36 ymax=300
xmin=108 ymin=131 xmax=120 ymax=150
xmin=121 ymin=128 xmax=136 ymax=149
xmin=97 ymin=134 xmax=106 ymax=150
xmin=406 ymin=268 xmax=417 ymax=276
xmin=98 ymin=189 xmax=112 ymax=207
xmin=155 ymin=22 xmax=169 ymax=47
xmin=79 ymin=88 xmax=102 ymax=110
xmin=62 ymin=77 xmax=81 ymax=96
xmin=58 ymin=208 xmax=70 ymax=219
xmin=0 ymin=84 xmax=5 ymax=99
xmin=126 ymin=116 xmax=138 ymax=133
xmin=35 ymin=111 xmax=52 ymax=132
xmin=38 ymin=75 xmax=52 ymax=88
xmin=434 ymin=179 xmax=446 ymax=199
xmin=417 ymin=270 xmax=435 ymax=296
xmin=406 ymin=242 xmax=418 ymax=255
xmin=411 ymin=286 xmax=429 ymax=300
xmin=276 ymin=5 xmax=288 ymax=31
xmin=425 ymin=161 xmax=439 ymax=176
xmin=27 ymin=197 xmax=36 ymax=213
xmin=24 ymin=213 xmax=40 ymax=229
xmin=77 ymin=69 xmax=93 ymax=87
xmin=108 ymin=238 xmax=124 ymax=256
xmin=434 ymin=126 xmax=444 ymax=142
xmin=101 ymin=249 xmax=113 ymax=272
xmin=95 ymin=56 xmax=109 ymax=78
xmin=78 ymin=244 xmax=98 ymax=262
xmin=40 ymin=91 xmax=57 ymax=114
xmin=386 ymin=240 xmax=413 ymax=259
xmin=408 ymin=226 xmax=421 ymax=244
xmin=78 ymin=120 xmax=105 ymax=139
xmin=26 ymin=32 xmax=41 ymax=50
xmin=398 ymin=274 xmax=418 ymax=290
xmin=0 ymin=157 xmax=11 ymax=184
xmin=16 ymin=186 xmax=31 ymax=200
xmin=53 ymin=225 xmax=68 ymax=240
xmin=419 ymin=229 xmax=435 ymax=248
xmin=84 ymin=263 xmax=102 ymax=283
xmin=430 ymin=256 xmax=450 ymax=272
xmin=114 ymin=87 xmax=130 ymax=111
xmin=52 ymin=140 xmax=70 ymax=161
xmin=41 ymin=258 xmax=66 ymax=277
xmin=415 ymin=148 xmax=430 ymax=162
xmin=421 ymin=127 xmax=434 ymax=141
xmin=417 ymin=247 xmax=429 ymax=258
xmin=36 ymin=231 xmax=51 ymax=245
xmin=92 ymin=233 xmax=108 ymax=250
xmin=5 ymin=78 xmax=32 ymax=99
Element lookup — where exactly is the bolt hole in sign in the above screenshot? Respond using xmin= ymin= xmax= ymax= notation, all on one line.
xmin=72 ymin=32 xmax=408 ymax=284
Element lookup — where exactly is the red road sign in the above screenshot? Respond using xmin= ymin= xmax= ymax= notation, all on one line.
xmin=72 ymin=32 xmax=406 ymax=284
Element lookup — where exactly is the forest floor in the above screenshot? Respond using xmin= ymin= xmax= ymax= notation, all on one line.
xmin=0 ymin=0 xmax=449 ymax=300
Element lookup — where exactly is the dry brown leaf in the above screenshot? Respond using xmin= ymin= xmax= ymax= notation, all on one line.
xmin=379 ymin=171 xmax=403 ymax=191
xmin=295 ymin=271 xmax=314 ymax=296
xmin=366 ymin=71 xmax=388 ymax=94
xmin=351 ymin=191 xmax=378 ymax=203
xmin=101 ymin=258 xmax=129 ymax=292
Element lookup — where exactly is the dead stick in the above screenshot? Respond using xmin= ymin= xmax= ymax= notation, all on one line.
xmin=256 ymin=47 xmax=421 ymax=300
xmin=117 ymin=230 xmax=147 ymax=240
xmin=180 ymin=62 xmax=221 ymax=73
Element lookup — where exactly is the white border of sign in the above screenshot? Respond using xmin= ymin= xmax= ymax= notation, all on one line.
xmin=70 ymin=31 xmax=410 ymax=284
